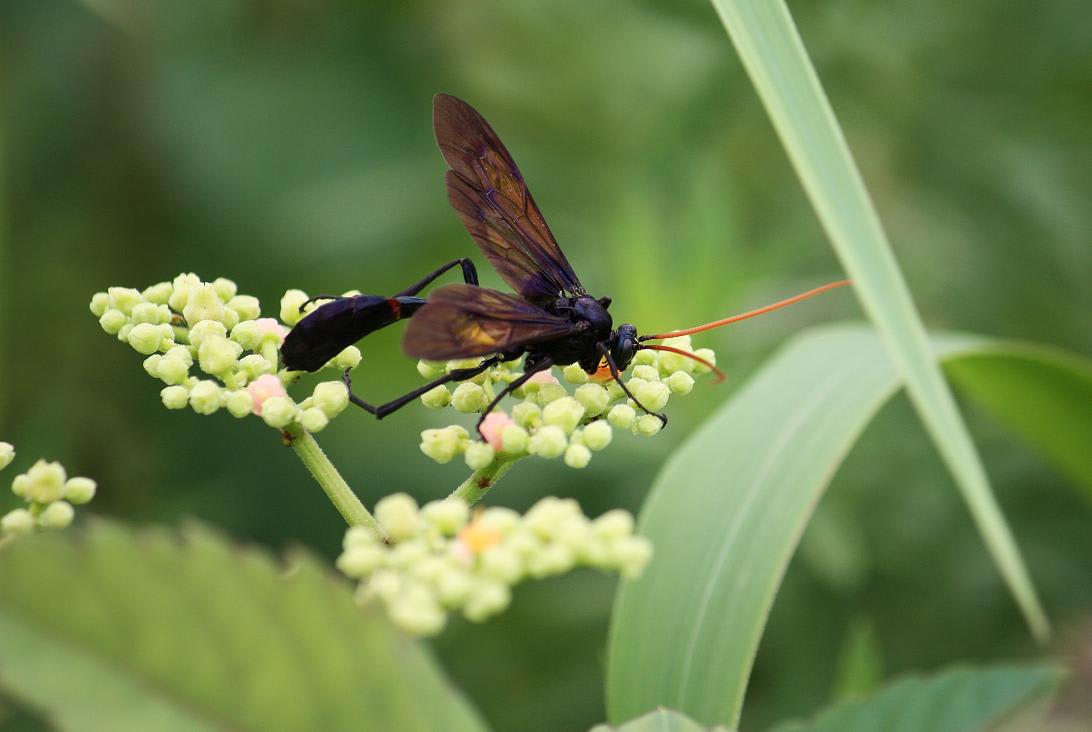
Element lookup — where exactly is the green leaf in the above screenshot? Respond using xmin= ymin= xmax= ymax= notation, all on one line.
xmin=0 ymin=520 xmax=487 ymax=732
xmin=943 ymin=344 xmax=1092 ymax=497
xmin=771 ymin=665 xmax=1061 ymax=732
xmin=706 ymin=0 xmax=1048 ymax=640
xmin=591 ymin=707 xmax=733 ymax=732
xmin=606 ymin=325 xmax=1083 ymax=726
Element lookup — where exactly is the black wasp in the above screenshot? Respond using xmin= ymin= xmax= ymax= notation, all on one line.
xmin=281 ymin=94 xmax=849 ymax=437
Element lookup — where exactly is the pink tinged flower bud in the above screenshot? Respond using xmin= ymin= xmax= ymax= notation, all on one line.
xmin=247 ymin=374 xmax=288 ymax=415
xmin=527 ymin=370 xmax=559 ymax=386
xmin=479 ymin=411 xmax=515 ymax=451
xmin=253 ymin=318 xmax=288 ymax=346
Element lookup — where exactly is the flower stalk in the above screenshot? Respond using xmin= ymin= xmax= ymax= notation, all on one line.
xmin=283 ymin=423 xmax=385 ymax=539
xmin=448 ymin=456 xmax=520 ymax=507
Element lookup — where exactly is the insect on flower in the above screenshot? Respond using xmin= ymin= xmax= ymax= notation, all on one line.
xmin=281 ymin=94 xmax=851 ymax=437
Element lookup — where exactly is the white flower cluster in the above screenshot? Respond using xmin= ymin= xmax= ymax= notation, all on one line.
xmin=90 ymin=274 xmax=357 ymax=432
xmin=0 ymin=444 xmax=96 ymax=538
xmin=337 ymin=494 xmax=652 ymax=636
xmin=416 ymin=335 xmax=715 ymax=470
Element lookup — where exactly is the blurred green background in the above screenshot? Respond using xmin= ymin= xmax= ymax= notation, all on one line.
xmin=1 ymin=0 xmax=1089 ymax=730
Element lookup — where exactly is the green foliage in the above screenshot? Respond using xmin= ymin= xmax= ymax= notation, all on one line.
xmin=606 ymin=326 xmax=1088 ymax=726
xmin=707 ymin=0 xmax=1047 ymax=640
xmin=591 ymin=708 xmax=732 ymax=732
xmin=0 ymin=520 xmax=486 ymax=732
xmin=771 ymin=665 xmax=1061 ymax=732
xmin=943 ymin=345 xmax=1092 ymax=497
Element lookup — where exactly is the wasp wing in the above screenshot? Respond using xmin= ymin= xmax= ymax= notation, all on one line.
xmin=434 ymin=93 xmax=585 ymax=301
xmin=403 ymin=284 xmax=576 ymax=360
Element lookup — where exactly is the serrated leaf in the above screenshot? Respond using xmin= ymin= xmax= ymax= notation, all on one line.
xmin=706 ymin=0 xmax=1047 ymax=641
xmin=770 ymin=665 xmax=1060 ymax=732
xmin=591 ymin=707 xmax=733 ymax=732
xmin=607 ymin=325 xmax=1083 ymax=726
xmin=0 ymin=520 xmax=487 ymax=732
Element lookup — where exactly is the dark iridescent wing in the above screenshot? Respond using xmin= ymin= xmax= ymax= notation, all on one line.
xmin=434 ymin=93 xmax=585 ymax=301
xmin=403 ymin=284 xmax=576 ymax=360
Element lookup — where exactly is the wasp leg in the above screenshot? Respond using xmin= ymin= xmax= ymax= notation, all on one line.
xmin=394 ymin=258 xmax=479 ymax=297
xmin=341 ymin=354 xmax=502 ymax=420
xmin=473 ymin=357 xmax=554 ymax=440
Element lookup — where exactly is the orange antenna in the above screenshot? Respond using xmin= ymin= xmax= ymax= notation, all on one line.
xmin=639 ymin=344 xmax=726 ymax=383
xmin=640 ymin=279 xmax=852 ymax=341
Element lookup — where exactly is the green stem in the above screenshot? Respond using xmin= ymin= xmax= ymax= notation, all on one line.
xmin=284 ymin=423 xmax=385 ymax=538
xmin=447 ymin=456 xmax=520 ymax=506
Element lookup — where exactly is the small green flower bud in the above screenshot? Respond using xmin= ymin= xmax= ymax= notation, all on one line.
xmin=375 ymin=493 xmax=419 ymax=542
xmin=164 ymin=345 xmax=194 ymax=366
xmin=528 ymin=425 xmax=567 ymax=458
xmin=89 ymin=292 xmax=110 ymax=317
xmin=157 ymin=304 xmax=172 ymax=323
xmin=230 ymin=320 xmax=261 ymax=350
xmin=161 ymin=385 xmax=190 ymax=409
xmin=127 ymin=323 xmax=163 ymax=355
xmin=312 ymin=381 xmax=349 ymax=418
xmin=259 ymin=396 xmax=296 ymax=427
xmin=480 ymin=506 xmax=521 ymax=536
xmin=634 ymin=380 xmax=670 ymax=411
xmin=334 ymin=346 xmax=362 ymax=370
xmin=574 ymin=383 xmax=610 ymax=416
xmin=500 ymin=425 xmax=529 ymax=454
xmin=107 ymin=286 xmax=143 ymax=315
xmin=693 ymin=348 xmax=716 ymax=374
xmin=168 ymin=273 xmax=201 ymax=311
xmin=389 ymin=585 xmax=447 ymax=636
xmin=212 ymin=277 xmax=237 ymax=301
xmin=451 ymin=382 xmax=486 ymax=413
xmin=594 ymin=509 xmax=634 ymax=540
xmin=11 ymin=474 xmax=28 ymax=497
xmin=142 ymin=281 xmax=173 ymax=305
xmin=189 ymin=380 xmax=223 ymax=415
xmin=605 ymin=381 xmax=626 ymax=401
xmin=527 ymin=543 xmax=575 ymax=578
xmin=582 ymin=420 xmax=613 ymax=451
xmin=437 ymin=567 xmax=474 ymax=607
xmin=188 ymin=319 xmax=228 ymax=349
xmin=389 ymin=541 xmax=429 ymax=568
xmin=130 ymin=302 xmax=160 ymax=325
xmin=611 ymin=536 xmax=654 ymax=579
xmin=63 ymin=477 xmax=97 ymax=504
xmin=300 ymin=407 xmax=329 ymax=432
xmin=666 ymin=371 xmax=695 ymax=395
xmin=364 ymin=569 xmax=403 ymax=603
xmin=420 ymin=385 xmax=451 ymax=409
xmin=417 ymin=360 xmax=447 ymax=379
xmin=464 ymin=442 xmax=495 ymax=470
xmin=564 ymin=443 xmax=592 ymax=469
xmin=1 ymin=509 xmax=35 ymax=535
xmin=633 ymin=349 xmax=658 ymax=366
xmin=511 ymin=402 xmax=542 ymax=428
xmin=343 ymin=525 xmax=378 ymax=549
xmin=225 ymin=295 xmax=260 ymax=321
xmin=542 ymin=397 xmax=585 ymax=433
xmin=607 ymin=404 xmax=637 ymax=430
xmin=505 ymin=530 xmax=543 ymax=560
xmin=632 ymin=364 xmax=660 ymax=382
xmin=183 ymin=284 xmax=227 ymax=325
xmin=143 ymin=354 xmax=162 ymax=379
xmin=463 ymin=580 xmax=511 ymax=622
xmin=536 ymin=383 xmax=567 ymax=405
xmin=420 ymin=428 xmax=462 ymax=464
xmin=220 ymin=308 xmax=240 ymax=331
xmin=336 ymin=545 xmax=385 ymax=578
xmin=636 ymin=413 xmax=664 ymax=436
xmin=481 ymin=546 xmax=522 ymax=583
xmin=98 ymin=309 xmax=127 ymax=335
xmin=23 ymin=459 xmax=66 ymax=503
xmin=562 ymin=363 xmax=589 ymax=384
xmin=156 ymin=354 xmax=191 ymax=385
xmin=279 ymin=289 xmax=309 ymax=326
xmin=422 ymin=500 xmax=470 ymax=535
xmin=446 ymin=358 xmax=482 ymax=373
xmin=0 ymin=442 xmax=13 ymax=470
xmin=39 ymin=500 xmax=75 ymax=529
xmin=198 ymin=335 xmax=242 ymax=375
xmin=237 ymin=354 xmax=274 ymax=380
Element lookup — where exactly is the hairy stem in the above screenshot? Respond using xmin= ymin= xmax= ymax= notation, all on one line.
xmin=448 ymin=457 xmax=519 ymax=506
xmin=284 ymin=423 xmax=385 ymax=538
